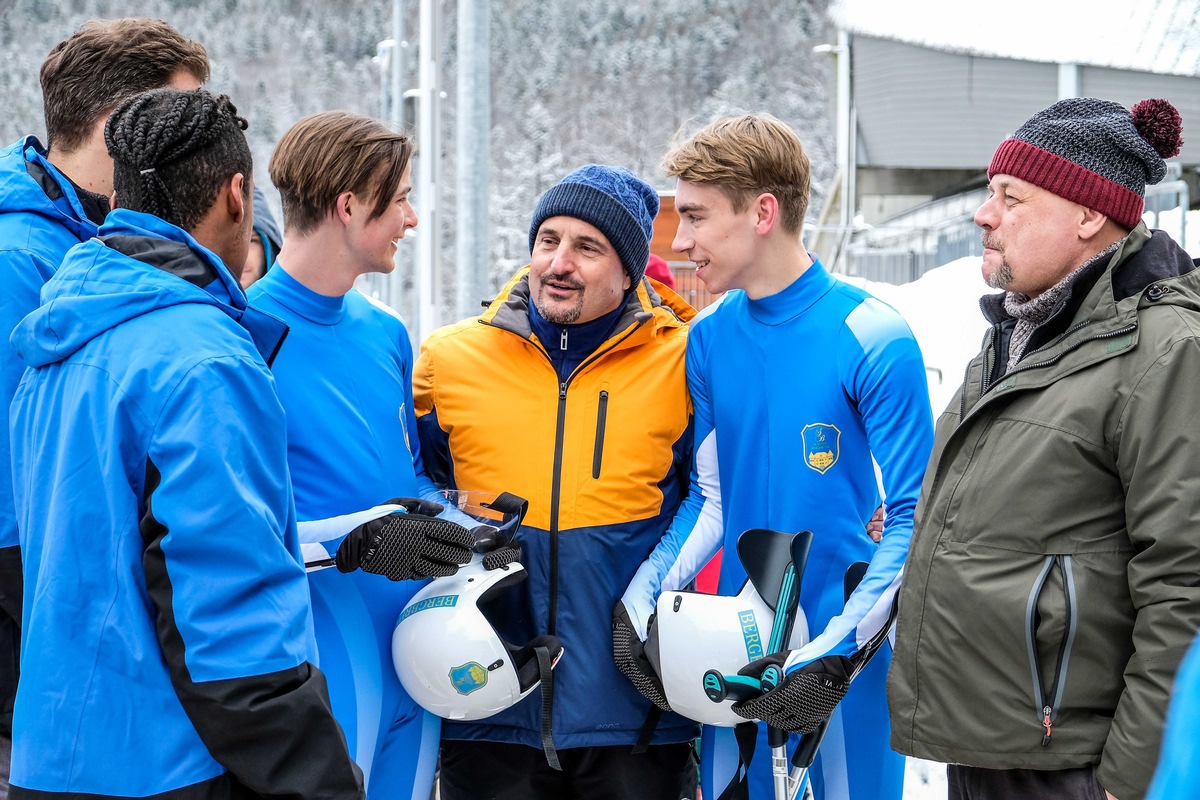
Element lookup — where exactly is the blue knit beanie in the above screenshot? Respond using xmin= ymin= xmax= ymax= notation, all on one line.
xmin=528 ymin=165 xmax=660 ymax=286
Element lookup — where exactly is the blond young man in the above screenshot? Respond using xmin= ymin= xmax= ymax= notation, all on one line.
xmin=619 ymin=114 xmax=933 ymax=800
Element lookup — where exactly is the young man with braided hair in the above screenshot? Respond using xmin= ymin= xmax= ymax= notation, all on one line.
xmin=889 ymin=98 xmax=1198 ymax=800
xmin=6 ymin=87 xmax=374 ymax=800
xmin=0 ymin=21 xmax=207 ymax=792
xmin=247 ymin=111 xmax=481 ymax=800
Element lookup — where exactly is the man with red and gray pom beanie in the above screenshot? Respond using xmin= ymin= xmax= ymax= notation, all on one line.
xmin=888 ymin=97 xmax=1200 ymax=800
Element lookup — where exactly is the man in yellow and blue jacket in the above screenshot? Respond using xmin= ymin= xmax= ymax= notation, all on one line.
xmin=414 ymin=165 xmax=699 ymax=800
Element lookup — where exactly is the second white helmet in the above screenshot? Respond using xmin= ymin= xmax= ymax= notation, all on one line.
xmin=646 ymin=580 xmax=808 ymax=727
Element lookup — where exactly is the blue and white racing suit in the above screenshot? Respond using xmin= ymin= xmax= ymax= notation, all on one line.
xmin=249 ymin=266 xmax=441 ymax=800
xmin=623 ymin=260 xmax=934 ymax=800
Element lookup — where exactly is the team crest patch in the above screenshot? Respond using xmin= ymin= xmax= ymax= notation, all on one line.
xmin=801 ymin=423 xmax=841 ymax=474
xmin=450 ymin=662 xmax=489 ymax=695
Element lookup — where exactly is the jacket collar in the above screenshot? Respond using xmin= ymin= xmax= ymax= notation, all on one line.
xmin=100 ymin=210 xmax=289 ymax=365
xmin=961 ymin=224 xmax=1200 ymax=417
xmin=483 ymin=267 xmax=693 ymax=356
xmin=0 ymin=136 xmax=99 ymax=243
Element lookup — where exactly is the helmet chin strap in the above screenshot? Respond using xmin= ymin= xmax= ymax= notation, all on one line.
xmin=535 ymin=644 xmax=561 ymax=771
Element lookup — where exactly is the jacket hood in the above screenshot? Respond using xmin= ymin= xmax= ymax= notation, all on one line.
xmin=12 ymin=208 xmax=284 ymax=368
xmin=0 ymin=136 xmax=97 ymax=243
xmin=252 ymin=186 xmax=283 ymax=255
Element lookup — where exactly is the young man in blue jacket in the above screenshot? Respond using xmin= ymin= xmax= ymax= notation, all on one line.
xmin=0 ymin=22 xmax=208 ymax=790
xmin=7 ymin=87 xmax=365 ymax=800
xmin=618 ymin=113 xmax=934 ymax=800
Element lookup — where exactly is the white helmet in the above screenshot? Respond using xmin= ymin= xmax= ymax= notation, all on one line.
xmin=646 ymin=580 xmax=808 ymax=726
xmin=392 ymin=491 xmax=563 ymax=721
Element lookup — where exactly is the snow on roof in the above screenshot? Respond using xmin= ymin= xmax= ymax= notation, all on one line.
xmin=828 ymin=0 xmax=1200 ymax=77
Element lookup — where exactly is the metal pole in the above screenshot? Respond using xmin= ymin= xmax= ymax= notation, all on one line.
xmin=415 ymin=0 xmax=440 ymax=341
xmin=390 ymin=0 xmax=413 ymax=325
xmin=455 ymin=0 xmax=490 ymax=321
xmin=392 ymin=0 xmax=403 ymax=128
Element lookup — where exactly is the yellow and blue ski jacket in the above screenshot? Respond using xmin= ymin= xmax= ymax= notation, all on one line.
xmin=414 ymin=268 xmax=700 ymax=749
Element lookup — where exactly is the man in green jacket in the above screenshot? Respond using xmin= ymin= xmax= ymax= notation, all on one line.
xmin=888 ymin=97 xmax=1199 ymax=800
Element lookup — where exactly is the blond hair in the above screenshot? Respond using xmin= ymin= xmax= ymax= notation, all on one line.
xmin=662 ymin=113 xmax=811 ymax=235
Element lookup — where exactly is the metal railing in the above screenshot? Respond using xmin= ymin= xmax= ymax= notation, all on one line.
xmin=822 ymin=166 xmax=1194 ymax=285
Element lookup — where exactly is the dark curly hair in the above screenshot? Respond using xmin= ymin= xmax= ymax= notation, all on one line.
xmin=105 ymin=87 xmax=252 ymax=231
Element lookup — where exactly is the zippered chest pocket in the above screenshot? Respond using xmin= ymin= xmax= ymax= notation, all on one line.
xmin=592 ymin=389 xmax=609 ymax=479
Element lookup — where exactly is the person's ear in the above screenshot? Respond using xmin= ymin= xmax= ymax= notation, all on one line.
xmin=753 ymin=192 xmax=780 ymax=235
xmin=1078 ymin=205 xmax=1109 ymax=241
xmin=335 ymin=191 xmax=356 ymax=224
xmin=228 ymin=173 xmax=247 ymax=224
xmin=109 ymin=191 xmax=119 ymax=210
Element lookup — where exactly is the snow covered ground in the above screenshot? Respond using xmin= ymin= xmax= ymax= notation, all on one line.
xmin=903 ymin=758 xmax=948 ymax=799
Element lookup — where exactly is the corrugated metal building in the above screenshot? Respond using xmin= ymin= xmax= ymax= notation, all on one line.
xmin=816 ymin=0 xmax=1200 ymax=282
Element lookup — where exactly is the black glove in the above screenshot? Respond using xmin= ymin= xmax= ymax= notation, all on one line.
xmin=731 ymin=652 xmax=853 ymax=734
xmin=481 ymin=543 xmax=522 ymax=571
xmin=335 ymin=497 xmax=472 ymax=581
xmin=612 ymin=601 xmax=670 ymax=711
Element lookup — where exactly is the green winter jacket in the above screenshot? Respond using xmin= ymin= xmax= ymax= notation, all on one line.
xmin=888 ymin=224 xmax=1200 ymax=800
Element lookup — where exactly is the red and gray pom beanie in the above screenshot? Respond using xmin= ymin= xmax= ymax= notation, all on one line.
xmin=988 ymin=97 xmax=1184 ymax=229
xmin=529 ymin=165 xmax=660 ymax=286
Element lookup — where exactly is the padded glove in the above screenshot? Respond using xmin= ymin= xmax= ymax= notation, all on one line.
xmin=732 ymin=652 xmax=853 ymax=734
xmin=481 ymin=543 xmax=522 ymax=571
xmin=335 ymin=497 xmax=472 ymax=580
xmin=612 ymin=601 xmax=670 ymax=711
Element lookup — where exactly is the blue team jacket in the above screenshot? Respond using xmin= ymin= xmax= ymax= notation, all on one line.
xmin=0 ymin=136 xmax=99 ymax=553
xmin=8 ymin=209 xmax=362 ymax=800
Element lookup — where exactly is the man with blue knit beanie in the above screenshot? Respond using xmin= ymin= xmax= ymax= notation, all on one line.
xmin=414 ymin=165 xmax=700 ymax=799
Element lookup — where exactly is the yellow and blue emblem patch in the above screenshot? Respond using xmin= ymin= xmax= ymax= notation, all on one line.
xmin=449 ymin=661 xmax=489 ymax=695
xmin=801 ymin=423 xmax=841 ymax=474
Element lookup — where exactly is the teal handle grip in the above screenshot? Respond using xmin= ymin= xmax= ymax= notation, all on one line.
xmin=760 ymin=664 xmax=782 ymax=692
xmin=703 ymin=669 xmax=762 ymax=703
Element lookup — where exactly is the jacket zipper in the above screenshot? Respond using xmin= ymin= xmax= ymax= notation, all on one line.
xmin=964 ymin=321 xmax=1136 ymax=424
xmin=547 ymin=381 xmax=567 ymax=636
xmin=591 ymin=390 xmax=609 ymax=479
xmin=988 ymin=323 xmax=1135 ymax=395
xmin=1007 ymin=323 xmax=1134 ymax=377
xmin=487 ymin=316 xmax=645 ymax=638
xmin=1024 ymin=554 xmax=1078 ymax=747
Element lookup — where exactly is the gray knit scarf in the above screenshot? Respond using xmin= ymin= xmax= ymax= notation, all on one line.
xmin=1004 ymin=240 xmax=1122 ymax=367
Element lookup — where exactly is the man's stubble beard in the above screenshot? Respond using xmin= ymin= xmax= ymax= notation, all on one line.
xmin=985 ymin=260 xmax=1013 ymax=291
xmin=533 ymin=285 xmax=583 ymax=324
